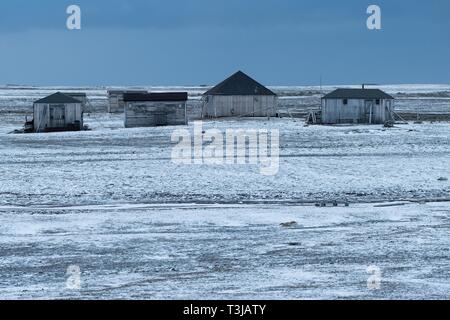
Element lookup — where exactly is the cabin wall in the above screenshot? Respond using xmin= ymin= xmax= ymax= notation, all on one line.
xmin=64 ymin=103 xmax=83 ymax=127
xmin=108 ymin=93 xmax=123 ymax=113
xmin=124 ymin=101 xmax=187 ymax=128
xmin=34 ymin=104 xmax=48 ymax=132
xmin=322 ymin=99 xmax=394 ymax=124
xmin=202 ymin=95 xmax=278 ymax=118
xmin=33 ymin=103 xmax=83 ymax=132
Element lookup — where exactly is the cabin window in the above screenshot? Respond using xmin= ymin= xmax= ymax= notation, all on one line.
xmin=343 ymin=99 xmax=348 ymax=105
xmin=376 ymin=99 xmax=381 ymax=105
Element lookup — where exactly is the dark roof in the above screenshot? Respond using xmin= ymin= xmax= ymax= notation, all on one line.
xmin=322 ymin=89 xmax=394 ymax=100
xmin=34 ymin=92 xmax=82 ymax=104
xmin=204 ymin=71 xmax=276 ymax=96
xmin=64 ymin=92 xmax=87 ymax=97
xmin=108 ymin=90 xmax=148 ymax=95
xmin=123 ymin=92 xmax=188 ymax=102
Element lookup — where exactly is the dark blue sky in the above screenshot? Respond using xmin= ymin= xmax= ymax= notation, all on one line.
xmin=0 ymin=0 xmax=449 ymax=86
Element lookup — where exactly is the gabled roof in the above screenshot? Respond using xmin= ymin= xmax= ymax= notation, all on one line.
xmin=123 ymin=92 xmax=188 ymax=102
xmin=204 ymin=71 xmax=277 ymax=96
xmin=322 ymin=89 xmax=394 ymax=100
xmin=34 ymin=92 xmax=82 ymax=104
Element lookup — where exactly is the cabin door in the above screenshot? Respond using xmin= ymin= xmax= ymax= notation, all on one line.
xmin=365 ymin=100 xmax=374 ymax=124
xmin=49 ymin=105 xmax=65 ymax=128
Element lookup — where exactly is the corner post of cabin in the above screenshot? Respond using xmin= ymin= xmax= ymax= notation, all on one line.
xmin=185 ymin=101 xmax=187 ymax=125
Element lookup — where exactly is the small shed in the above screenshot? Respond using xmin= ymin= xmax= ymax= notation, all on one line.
xmin=33 ymin=92 xmax=83 ymax=132
xmin=202 ymin=71 xmax=278 ymax=118
xmin=321 ymin=88 xmax=395 ymax=124
xmin=123 ymin=92 xmax=188 ymax=128
xmin=108 ymin=90 xmax=148 ymax=113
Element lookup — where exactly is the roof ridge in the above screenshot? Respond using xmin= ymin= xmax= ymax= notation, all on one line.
xmin=204 ymin=71 xmax=276 ymax=96
xmin=322 ymin=88 xmax=394 ymax=100
xmin=34 ymin=92 xmax=83 ymax=104
xmin=123 ymin=92 xmax=188 ymax=102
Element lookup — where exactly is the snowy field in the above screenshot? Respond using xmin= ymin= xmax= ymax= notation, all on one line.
xmin=0 ymin=202 xmax=449 ymax=300
xmin=1 ymin=116 xmax=449 ymax=206
xmin=0 ymin=86 xmax=449 ymax=299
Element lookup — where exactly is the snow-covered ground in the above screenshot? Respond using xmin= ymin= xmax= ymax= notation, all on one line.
xmin=0 ymin=202 xmax=449 ymax=299
xmin=1 ymin=117 xmax=449 ymax=206
xmin=0 ymin=86 xmax=449 ymax=299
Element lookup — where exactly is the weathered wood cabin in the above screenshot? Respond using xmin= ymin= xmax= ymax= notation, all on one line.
xmin=202 ymin=71 xmax=278 ymax=118
xmin=320 ymin=88 xmax=395 ymax=124
xmin=33 ymin=92 xmax=83 ymax=133
xmin=123 ymin=92 xmax=188 ymax=128
xmin=108 ymin=90 xmax=148 ymax=113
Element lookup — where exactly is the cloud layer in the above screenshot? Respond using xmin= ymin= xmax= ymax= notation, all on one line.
xmin=0 ymin=0 xmax=449 ymax=85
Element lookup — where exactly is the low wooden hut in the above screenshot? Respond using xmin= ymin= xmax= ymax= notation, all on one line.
xmin=33 ymin=92 xmax=83 ymax=132
xmin=320 ymin=87 xmax=395 ymax=124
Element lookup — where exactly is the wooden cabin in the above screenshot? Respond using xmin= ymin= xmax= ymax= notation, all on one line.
xmin=108 ymin=90 xmax=147 ymax=113
xmin=123 ymin=92 xmax=188 ymax=128
xmin=202 ymin=71 xmax=278 ymax=118
xmin=321 ymin=88 xmax=395 ymax=124
xmin=33 ymin=92 xmax=84 ymax=133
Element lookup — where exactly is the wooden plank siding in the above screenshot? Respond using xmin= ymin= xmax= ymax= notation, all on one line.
xmin=108 ymin=94 xmax=122 ymax=113
xmin=321 ymin=98 xmax=394 ymax=124
xmin=33 ymin=103 xmax=83 ymax=132
xmin=202 ymin=95 xmax=278 ymax=118
xmin=124 ymin=101 xmax=187 ymax=128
